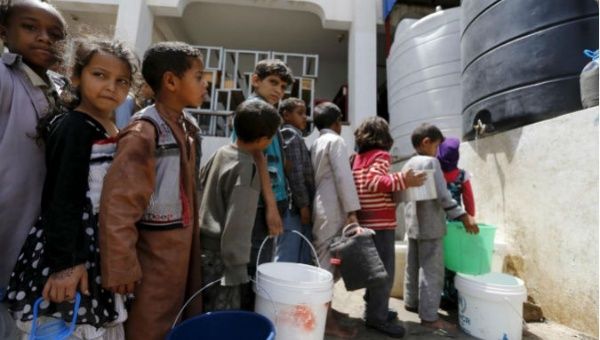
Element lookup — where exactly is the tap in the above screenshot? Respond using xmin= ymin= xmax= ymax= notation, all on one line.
xmin=474 ymin=119 xmax=487 ymax=136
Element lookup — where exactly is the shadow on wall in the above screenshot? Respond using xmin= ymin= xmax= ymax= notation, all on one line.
xmin=466 ymin=125 xmax=522 ymax=163
xmin=463 ymin=127 xmax=523 ymax=237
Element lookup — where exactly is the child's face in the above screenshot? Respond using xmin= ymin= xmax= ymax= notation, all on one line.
xmin=283 ymin=104 xmax=307 ymax=131
xmin=251 ymin=74 xmax=288 ymax=106
xmin=73 ymin=51 xmax=131 ymax=117
xmin=174 ymin=58 xmax=207 ymax=108
xmin=418 ymin=138 xmax=442 ymax=157
xmin=0 ymin=3 xmax=65 ymax=75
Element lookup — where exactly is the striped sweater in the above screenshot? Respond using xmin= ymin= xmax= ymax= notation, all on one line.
xmin=351 ymin=149 xmax=407 ymax=230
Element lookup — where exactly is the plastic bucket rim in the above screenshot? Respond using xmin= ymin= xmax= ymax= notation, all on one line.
xmin=256 ymin=262 xmax=333 ymax=287
xmin=455 ymin=273 xmax=527 ymax=298
xmin=167 ymin=310 xmax=275 ymax=340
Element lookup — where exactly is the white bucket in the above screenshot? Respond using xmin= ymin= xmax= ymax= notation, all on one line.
xmin=399 ymin=169 xmax=437 ymax=201
xmin=455 ymin=273 xmax=527 ymax=340
xmin=254 ymin=231 xmax=333 ymax=340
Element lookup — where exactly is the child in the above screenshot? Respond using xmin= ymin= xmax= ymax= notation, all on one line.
xmin=4 ymin=38 xmax=137 ymax=338
xmin=276 ymin=97 xmax=315 ymax=264
xmin=436 ymin=137 xmax=475 ymax=309
xmin=99 ymin=41 xmax=207 ymax=340
xmin=0 ymin=0 xmax=66 ymax=302
xmin=402 ymin=123 xmax=479 ymax=332
xmin=233 ymin=59 xmax=293 ymax=310
xmin=351 ymin=117 xmax=426 ymax=338
xmin=437 ymin=137 xmax=475 ymax=217
xmin=200 ymin=100 xmax=281 ymax=311
xmin=311 ymin=102 xmax=360 ymax=338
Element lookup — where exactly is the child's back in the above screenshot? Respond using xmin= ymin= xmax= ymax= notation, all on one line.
xmin=402 ymin=123 xmax=477 ymax=333
xmin=199 ymin=99 xmax=281 ymax=311
xmin=403 ymin=155 xmax=465 ymax=239
xmin=199 ymin=143 xmax=260 ymax=282
xmin=310 ymin=103 xmax=360 ymax=274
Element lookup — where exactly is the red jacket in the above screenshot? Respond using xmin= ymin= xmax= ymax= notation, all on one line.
xmin=352 ymin=149 xmax=407 ymax=230
xmin=443 ymin=168 xmax=476 ymax=216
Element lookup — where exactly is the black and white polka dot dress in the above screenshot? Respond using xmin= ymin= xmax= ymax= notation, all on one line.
xmin=3 ymin=112 xmax=125 ymax=329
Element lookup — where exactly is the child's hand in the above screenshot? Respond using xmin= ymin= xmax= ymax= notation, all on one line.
xmin=107 ymin=281 xmax=137 ymax=295
xmin=461 ymin=214 xmax=479 ymax=234
xmin=266 ymin=206 xmax=283 ymax=236
xmin=42 ymin=264 xmax=89 ymax=303
xmin=403 ymin=169 xmax=427 ymax=187
xmin=300 ymin=206 xmax=312 ymax=225
xmin=345 ymin=212 xmax=358 ymax=226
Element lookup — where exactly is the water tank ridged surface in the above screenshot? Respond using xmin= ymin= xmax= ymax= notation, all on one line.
xmin=387 ymin=8 xmax=462 ymax=159
xmin=461 ymin=0 xmax=599 ymax=139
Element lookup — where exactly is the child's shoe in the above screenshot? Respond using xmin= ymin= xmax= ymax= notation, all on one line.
xmin=363 ymin=308 xmax=398 ymax=321
xmin=365 ymin=319 xmax=405 ymax=338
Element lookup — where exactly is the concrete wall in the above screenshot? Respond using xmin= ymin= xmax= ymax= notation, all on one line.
xmin=458 ymin=107 xmax=599 ymax=337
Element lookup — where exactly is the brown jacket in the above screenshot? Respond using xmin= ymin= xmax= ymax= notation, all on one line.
xmin=99 ymin=109 xmax=201 ymax=340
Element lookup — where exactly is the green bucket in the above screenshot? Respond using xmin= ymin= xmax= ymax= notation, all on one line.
xmin=443 ymin=222 xmax=496 ymax=275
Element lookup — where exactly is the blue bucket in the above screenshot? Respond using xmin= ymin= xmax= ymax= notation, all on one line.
xmin=167 ymin=311 xmax=275 ymax=340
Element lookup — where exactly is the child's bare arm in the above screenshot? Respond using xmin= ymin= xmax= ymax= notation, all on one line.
xmin=345 ymin=211 xmax=358 ymax=226
xmin=251 ymin=150 xmax=283 ymax=236
xmin=460 ymin=214 xmax=479 ymax=234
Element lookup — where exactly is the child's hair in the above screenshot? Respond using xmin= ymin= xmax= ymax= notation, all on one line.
xmin=0 ymin=0 xmax=67 ymax=35
xmin=234 ymin=100 xmax=281 ymax=143
xmin=279 ymin=97 xmax=305 ymax=116
xmin=354 ymin=116 xmax=394 ymax=153
xmin=313 ymin=102 xmax=342 ymax=130
xmin=36 ymin=38 xmax=139 ymax=142
xmin=410 ymin=123 xmax=444 ymax=148
xmin=63 ymin=38 xmax=139 ymax=109
xmin=254 ymin=59 xmax=294 ymax=85
xmin=142 ymin=41 xmax=203 ymax=93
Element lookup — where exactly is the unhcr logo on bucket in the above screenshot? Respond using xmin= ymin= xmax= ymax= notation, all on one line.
xmin=458 ymin=295 xmax=472 ymax=335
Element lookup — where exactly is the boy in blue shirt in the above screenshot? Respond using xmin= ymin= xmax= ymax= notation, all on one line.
xmin=232 ymin=59 xmax=294 ymax=310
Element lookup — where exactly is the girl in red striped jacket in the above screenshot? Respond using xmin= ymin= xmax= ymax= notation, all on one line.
xmin=351 ymin=117 xmax=425 ymax=338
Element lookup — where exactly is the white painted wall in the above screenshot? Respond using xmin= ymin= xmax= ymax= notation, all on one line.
xmin=458 ymin=107 xmax=599 ymax=337
xmin=314 ymin=59 xmax=347 ymax=101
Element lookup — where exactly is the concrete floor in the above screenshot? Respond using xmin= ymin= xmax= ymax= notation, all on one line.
xmin=326 ymin=281 xmax=596 ymax=340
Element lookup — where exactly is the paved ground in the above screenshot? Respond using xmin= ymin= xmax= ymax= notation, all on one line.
xmin=326 ymin=281 xmax=596 ymax=340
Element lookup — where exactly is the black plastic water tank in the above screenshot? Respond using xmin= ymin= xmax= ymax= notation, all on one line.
xmin=461 ymin=0 xmax=599 ymax=139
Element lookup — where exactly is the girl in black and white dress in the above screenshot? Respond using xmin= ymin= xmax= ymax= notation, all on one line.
xmin=4 ymin=38 xmax=138 ymax=339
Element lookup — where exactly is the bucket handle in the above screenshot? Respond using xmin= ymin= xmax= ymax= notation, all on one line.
xmin=30 ymin=292 xmax=81 ymax=340
xmin=170 ymin=277 xmax=222 ymax=329
xmin=250 ymin=277 xmax=279 ymax=324
xmin=255 ymin=230 xmax=321 ymax=298
xmin=171 ymin=277 xmax=280 ymax=330
xmin=502 ymin=296 xmax=529 ymax=332
xmin=255 ymin=230 xmax=321 ymax=274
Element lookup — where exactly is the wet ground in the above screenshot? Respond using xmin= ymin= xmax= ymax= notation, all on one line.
xmin=326 ymin=281 xmax=596 ymax=340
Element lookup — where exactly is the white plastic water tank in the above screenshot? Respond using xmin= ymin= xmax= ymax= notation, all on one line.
xmin=387 ymin=8 xmax=462 ymax=159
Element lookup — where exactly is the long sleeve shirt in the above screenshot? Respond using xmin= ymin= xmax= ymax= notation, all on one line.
xmin=352 ymin=149 xmax=407 ymax=230
xmin=42 ymin=111 xmax=108 ymax=273
xmin=281 ymin=124 xmax=315 ymax=211
xmin=403 ymin=155 xmax=466 ymax=240
xmin=443 ymin=168 xmax=475 ymax=217
xmin=0 ymin=53 xmax=58 ymax=287
xmin=199 ymin=144 xmax=260 ymax=285
xmin=311 ymin=129 xmax=361 ymax=239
